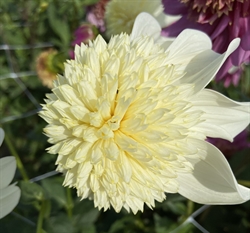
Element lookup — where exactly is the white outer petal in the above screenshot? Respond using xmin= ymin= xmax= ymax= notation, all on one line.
xmin=165 ymin=29 xmax=212 ymax=64
xmin=156 ymin=13 xmax=180 ymax=28
xmin=130 ymin=12 xmax=161 ymax=41
xmin=0 ymin=157 xmax=17 ymax=189
xmin=130 ymin=12 xmax=178 ymax=47
xmin=0 ymin=184 xmax=21 ymax=219
xmin=180 ymin=38 xmax=240 ymax=92
xmin=0 ymin=128 xmax=4 ymax=146
xmin=191 ymin=89 xmax=250 ymax=141
xmin=177 ymin=142 xmax=250 ymax=204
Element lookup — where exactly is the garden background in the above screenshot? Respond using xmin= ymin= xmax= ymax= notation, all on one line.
xmin=0 ymin=1 xmax=250 ymax=232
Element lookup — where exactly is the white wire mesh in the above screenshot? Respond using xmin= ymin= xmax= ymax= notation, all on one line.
xmin=0 ymin=42 xmax=53 ymax=123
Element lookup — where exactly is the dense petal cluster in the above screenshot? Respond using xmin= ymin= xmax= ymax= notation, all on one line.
xmin=0 ymin=128 xmax=21 ymax=219
xmin=40 ymin=13 xmax=250 ymax=214
xmin=162 ymin=0 xmax=250 ymax=86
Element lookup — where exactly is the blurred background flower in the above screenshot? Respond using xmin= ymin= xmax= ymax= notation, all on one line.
xmin=162 ymin=0 xmax=250 ymax=87
xmin=36 ymin=49 xmax=65 ymax=88
xmin=69 ymin=23 xmax=98 ymax=59
xmin=104 ymin=0 xmax=172 ymax=37
xmin=87 ymin=0 xmax=110 ymax=33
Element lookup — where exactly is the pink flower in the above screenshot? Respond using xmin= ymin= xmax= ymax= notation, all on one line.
xmin=87 ymin=0 xmax=110 ymax=32
xmin=162 ymin=0 xmax=250 ymax=87
xmin=69 ymin=23 xmax=97 ymax=59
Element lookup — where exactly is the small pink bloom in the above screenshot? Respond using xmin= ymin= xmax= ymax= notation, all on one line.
xmin=69 ymin=23 xmax=98 ymax=59
xmin=87 ymin=0 xmax=110 ymax=32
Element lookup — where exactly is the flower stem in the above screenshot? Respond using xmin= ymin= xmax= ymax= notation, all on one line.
xmin=4 ymin=133 xmax=29 ymax=181
xmin=238 ymin=180 xmax=250 ymax=187
xmin=36 ymin=200 xmax=47 ymax=233
xmin=66 ymin=187 xmax=73 ymax=218
xmin=187 ymin=200 xmax=194 ymax=217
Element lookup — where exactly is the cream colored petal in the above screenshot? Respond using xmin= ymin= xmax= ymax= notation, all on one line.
xmin=177 ymin=142 xmax=250 ymax=204
xmin=130 ymin=12 xmax=161 ymax=42
xmin=191 ymin=89 xmax=250 ymax=141
xmin=0 ymin=157 xmax=17 ymax=189
xmin=0 ymin=184 xmax=21 ymax=219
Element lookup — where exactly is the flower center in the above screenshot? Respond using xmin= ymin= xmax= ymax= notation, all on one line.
xmin=96 ymin=115 xmax=121 ymax=140
xmin=181 ymin=0 xmax=249 ymax=23
xmin=97 ymin=124 xmax=114 ymax=139
xmin=182 ymin=0 xmax=234 ymax=15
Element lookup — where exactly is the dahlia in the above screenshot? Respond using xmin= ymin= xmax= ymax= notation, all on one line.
xmin=40 ymin=13 xmax=250 ymax=214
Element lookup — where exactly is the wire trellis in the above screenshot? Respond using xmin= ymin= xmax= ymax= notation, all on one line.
xmin=1 ymin=41 xmax=210 ymax=233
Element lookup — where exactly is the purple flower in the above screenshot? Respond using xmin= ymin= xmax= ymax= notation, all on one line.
xmin=69 ymin=23 xmax=98 ymax=59
xmin=87 ymin=0 xmax=110 ymax=32
xmin=207 ymin=130 xmax=250 ymax=158
xmin=162 ymin=0 xmax=250 ymax=87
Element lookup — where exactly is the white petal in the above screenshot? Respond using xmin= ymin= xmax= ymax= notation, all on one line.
xmin=0 ymin=128 xmax=4 ymax=146
xmin=130 ymin=12 xmax=161 ymax=41
xmin=158 ymin=38 xmax=175 ymax=50
xmin=156 ymin=13 xmax=180 ymax=28
xmin=0 ymin=157 xmax=17 ymax=189
xmin=191 ymin=89 xmax=250 ymax=141
xmin=180 ymin=38 xmax=240 ymax=92
xmin=177 ymin=142 xmax=250 ymax=204
xmin=0 ymin=184 xmax=21 ymax=219
xmin=165 ymin=29 xmax=212 ymax=64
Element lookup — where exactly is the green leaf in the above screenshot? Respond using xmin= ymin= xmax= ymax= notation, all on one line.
xmin=154 ymin=213 xmax=194 ymax=233
xmin=20 ymin=181 xmax=45 ymax=204
xmin=165 ymin=201 xmax=186 ymax=215
xmin=153 ymin=213 xmax=172 ymax=233
xmin=41 ymin=177 xmax=67 ymax=208
xmin=71 ymin=199 xmax=99 ymax=232
xmin=81 ymin=224 xmax=96 ymax=233
xmin=47 ymin=2 xmax=70 ymax=47
xmin=108 ymin=216 xmax=135 ymax=233
xmin=44 ymin=213 xmax=75 ymax=233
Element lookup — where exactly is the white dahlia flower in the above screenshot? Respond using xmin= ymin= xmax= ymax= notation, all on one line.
xmin=40 ymin=13 xmax=250 ymax=214
xmin=104 ymin=0 xmax=178 ymax=38
xmin=0 ymin=128 xmax=21 ymax=219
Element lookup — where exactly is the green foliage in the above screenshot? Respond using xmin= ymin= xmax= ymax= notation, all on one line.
xmin=47 ymin=2 xmax=71 ymax=47
xmin=41 ymin=177 xmax=68 ymax=208
xmin=20 ymin=181 xmax=46 ymax=204
xmin=45 ymin=213 xmax=76 ymax=233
